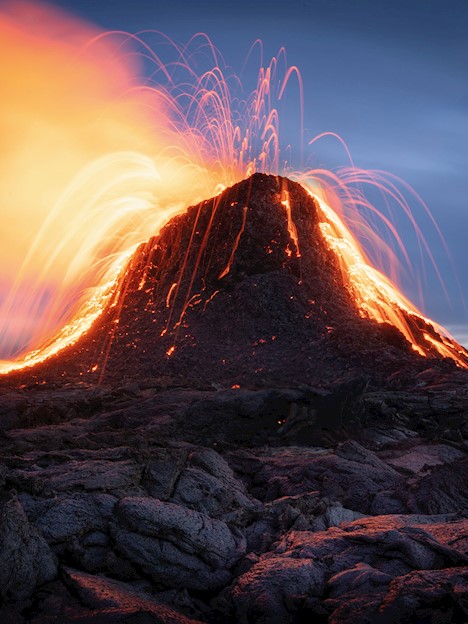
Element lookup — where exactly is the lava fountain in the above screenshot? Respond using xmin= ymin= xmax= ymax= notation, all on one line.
xmin=0 ymin=0 xmax=466 ymax=376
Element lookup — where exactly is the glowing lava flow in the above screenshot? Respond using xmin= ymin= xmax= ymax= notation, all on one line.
xmin=0 ymin=1 xmax=466 ymax=374
xmin=0 ymin=245 xmax=136 ymax=373
xmin=309 ymin=188 xmax=467 ymax=365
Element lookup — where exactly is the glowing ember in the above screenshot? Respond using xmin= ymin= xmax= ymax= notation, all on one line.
xmin=0 ymin=1 xmax=466 ymax=376
xmin=166 ymin=283 xmax=178 ymax=309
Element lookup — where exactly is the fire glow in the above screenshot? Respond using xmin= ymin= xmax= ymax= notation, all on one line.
xmin=0 ymin=0 xmax=466 ymax=374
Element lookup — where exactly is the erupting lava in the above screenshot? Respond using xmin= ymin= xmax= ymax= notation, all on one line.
xmin=0 ymin=1 xmax=466 ymax=378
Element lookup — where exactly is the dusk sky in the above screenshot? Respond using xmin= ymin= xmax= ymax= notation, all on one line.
xmin=16 ymin=0 xmax=468 ymax=341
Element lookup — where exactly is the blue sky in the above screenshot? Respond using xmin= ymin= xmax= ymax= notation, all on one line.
xmin=37 ymin=0 xmax=468 ymax=339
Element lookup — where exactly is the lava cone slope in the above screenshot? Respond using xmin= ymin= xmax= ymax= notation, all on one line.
xmin=6 ymin=173 xmax=464 ymax=387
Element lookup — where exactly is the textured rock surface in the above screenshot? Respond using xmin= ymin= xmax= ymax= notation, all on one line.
xmin=0 ymin=379 xmax=466 ymax=622
xmin=375 ymin=567 xmax=468 ymax=624
xmin=34 ymin=494 xmax=114 ymax=543
xmin=0 ymin=381 xmax=466 ymax=622
xmin=0 ymin=493 xmax=57 ymax=603
xmin=111 ymin=497 xmax=246 ymax=590
xmin=61 ymin=567 xmax=204 ymax=623
xmin=229 ymin=517 xmax=468 ymax=623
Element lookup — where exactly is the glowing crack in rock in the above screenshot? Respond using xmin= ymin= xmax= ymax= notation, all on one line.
xmin=0 ymin=1 xmax=466 ymax=374
xmin=279 ymin=183 xmax=301 ymax=258
xmin=219 ymin=206 xmax=249 ymax=279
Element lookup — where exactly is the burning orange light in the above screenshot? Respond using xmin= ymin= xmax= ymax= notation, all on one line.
xmin=166 ymin=283 xmax=178 ymax=309
xmin=299 ymin=182 xmax=467 ymax=366
xmin=279 ymin=182 xmax=301 ymax=258
xmin=0 ymin=1 xmax=466 ymax=375
xmin=219 ymin=207 xmax=249 ymax=279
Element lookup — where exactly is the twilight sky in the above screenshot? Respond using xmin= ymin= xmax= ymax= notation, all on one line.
xmin=32 ymin=0 xmax=468 ymax=341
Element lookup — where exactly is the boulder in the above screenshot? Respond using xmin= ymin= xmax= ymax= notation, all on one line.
xmin=230 ymin=516 xmax=467 ymax=622
xmin=231 ymin=557 xmax=324 ymax=624
xmin=35 ymin=494 xmax=116 ymax=543
xmin=406 ymin=459 xmax=468 ymax=514
xmin=327 ymin=562 xmax=392 ymax=598
xmin=0 ymin=493 xmax=57 ymax=603
xmin=376 ymin=567 xmax=468 ymax=624
xmin=171 ymin=448 xmax=259 ymax=520
xmin=112 ymin=497 xmax=246 ymax=590
xmin=310 ymin=500 xmax=366 ymax=531
xmin=228 ymin=442 xmax=401 ymax=513
xmin=382 ymin=442 xmax=465 ymax=475
xmin=62 ymin=567 xmax=204 ymax=623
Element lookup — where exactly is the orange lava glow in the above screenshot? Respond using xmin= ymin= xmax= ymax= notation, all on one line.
xmin=0 ymin=1 xmax=466 ymax=374
xmin=309 ymin=187 xmax=467 ymax=365
xmin=279 ymin=181 xmax=301 ymax=258
xmin=219 ymin=207 xmax=248 ymax=279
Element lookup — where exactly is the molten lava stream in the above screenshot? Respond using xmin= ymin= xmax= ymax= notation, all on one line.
xmin=302 ymin=182 xmax=468 ymax=367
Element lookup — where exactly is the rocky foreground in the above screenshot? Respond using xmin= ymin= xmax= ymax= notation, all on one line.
xmin=0 ymin=376 xmax=467 ymax=623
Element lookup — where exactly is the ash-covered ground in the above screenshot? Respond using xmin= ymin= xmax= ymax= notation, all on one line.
xmin=0 ymin=175 xmax=467 ymax=622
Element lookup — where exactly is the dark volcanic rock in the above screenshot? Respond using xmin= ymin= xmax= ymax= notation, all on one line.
xmin=111 ymin=497 xmax=246 ymax=590
xmin=406 ymin=458 xmax=468 ymax=514
xmin=227 ymin=441 xmax=402 ymax=514
xmin=375 ymin=567 xmax=468 ymax=624
xmin=167 ymin=447 xmax=260 ymax=521
xmin=0 ymin=382 xmax=465 ymax=623
xmin=0 ymin=493 xmax=57 ymax=603
xmin=12 ymin=459 xmax=142 ymax=495
xmin=62 ymin=567 xmax=203 ymax=623
xmin=229 ymin=515 xmax=468 ymax=623
xmin=32 ymin=493 xmax=116 ymax=544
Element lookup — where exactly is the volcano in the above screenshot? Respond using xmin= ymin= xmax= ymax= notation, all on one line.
xmin=5 ymin=173 xmax=468 ymax=387
xmin=1 ymin=175 xmax=468 ymax=624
